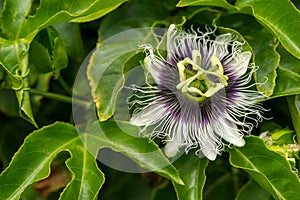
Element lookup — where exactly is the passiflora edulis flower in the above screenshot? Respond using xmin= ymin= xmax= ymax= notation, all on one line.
xmin=128 ymin=24 xmax=265 ymax=160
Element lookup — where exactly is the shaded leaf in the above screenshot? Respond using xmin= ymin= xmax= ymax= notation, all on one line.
xmin=228 ymin=136 xmax=300 ymax=200
xmin=176 ymin=0 xmax=236 ymax=10
xmin=272 ymin=67 xmax=300 ymax=98
xmin=287 ymin=95 xmax=300 ymax=142
xmin=29 ymin=27 xmax=68 ymax=78
xmin=172 ymin=154 xmax=209 ymax=200
xmin=236 ymin=180 xmax=271 ymax=200
xmin=151 ymin=181 xmax=177 ymax=200
xmin=0 ymin=89 xmax=19 ymax=117
xmin=277 ymin=44 xmax=300 ymax=75
xmin=97 ymin=0 xmax=177 ymax=41
xmin=54 ymin=22 xmax=85 ymax=62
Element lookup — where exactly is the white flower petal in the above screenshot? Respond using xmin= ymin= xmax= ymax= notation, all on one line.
xmin=144 ymin=49 xmax=165 ymax=84
xmin=214 ymin=117 xmax=245 ymax=147
xmin=201 ymin=145 xmax=217 ymax=161
xmin=130 ymin=103 xmax=166 ymax=126
xmin=164 ymin=141 xmax=181 ymax=157
xmin=211 ymin=33 xmax=232 ymax=60
xmin=166 ymin=24 xmax=177 ymax=60
xmin=225 ymin=51 xmax=251 ymax=78
xmin=198 ymin=126 xmax=218 ymax=161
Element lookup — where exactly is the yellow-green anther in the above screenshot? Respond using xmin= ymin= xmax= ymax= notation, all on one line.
xmin=187 ymin=87 xmax=205 ymax=96
xmin=204 ymin=83 xmax=225 ymax=97
xmin=192 ymin=50 xmax=202 ymax=70
xmin=210 ymin=55 xmax=224 ymax=74
xmin=177 ymin=61 xmax=186 ymax=82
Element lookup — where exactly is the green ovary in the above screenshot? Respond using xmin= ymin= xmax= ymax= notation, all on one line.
xmin=176 ymin=50 xmax=228 ymax=102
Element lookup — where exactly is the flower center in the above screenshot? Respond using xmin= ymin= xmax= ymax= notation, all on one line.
xmin=176 ymin=50 xmax=228 ymax=102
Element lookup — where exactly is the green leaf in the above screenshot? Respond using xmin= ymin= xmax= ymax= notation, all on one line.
xmin=0 ymin=122 xmax=104 ymax=200
xmin=235 ymin=0 xmax=300 ymax=59
xmin=0 ymin=89 xmax=19 ymax=117
xmin=172 ymin=154 xmax=209 ymax=200
xmin=151 ymin=181 xmax=177 ymax=200
xmin=177 ymin=0 xmax=300 ymax=59
xmin=0 ymin=118 xmax=32 ymax=168
xmin=52 ymin=37 xmax=68 ymax=79
xmin=29 ymin=27 xmax=68 ymax=78
xmin=287 ymin=95 xmax=300 ymax=142
xmin=1 ymin=0 xmax=128 ymax=40
xmin=277 ymin=44 xmax=300 ymax=75
xmin=97 ymin=0 xmax=177 ymax=41
xmin=87 ymin=27 xmax=157 ymax=120
xmin=87 ymin=120 xmax=183 ymax=185
xmin=272 ymin=66 xmax=300 ymax=98
xmin=215 ymin=14 xmax=279 ymax=96
xmin=0 ymin=121 xmax=183 ymax=199
xmin=236 ymin=181 xmax=271 ymax=200
xmin=54 ymin=22 xmax=85 ymax=62
xmin=0 ymin=38 xmax=37 ymax=126
xmin=29 ymin=41 xmax=53 ymax=74
xmin=228 ymin=136 xmax=300 ymax=200
xmin=176 ymin=0 xmax=236 ymax=10
xmin=0 ymin=38 xmax=29 ymax=89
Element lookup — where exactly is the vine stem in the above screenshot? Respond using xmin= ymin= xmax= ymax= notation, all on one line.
xmin=29 ymin=89 xmax=90 ymax=107
xmin=57 ymin=76 xmax=72 ymax=95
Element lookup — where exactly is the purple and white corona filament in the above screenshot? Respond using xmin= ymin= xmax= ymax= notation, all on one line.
xmin=128 ymin=24 xmax=264 ymax=160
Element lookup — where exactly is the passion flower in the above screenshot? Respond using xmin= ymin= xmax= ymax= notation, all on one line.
xmin=128 ymin=24 xmax=264 ymax=160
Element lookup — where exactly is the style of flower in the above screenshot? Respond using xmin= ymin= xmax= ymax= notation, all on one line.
xmin=128 ymin=24 xmax=264 ymax=160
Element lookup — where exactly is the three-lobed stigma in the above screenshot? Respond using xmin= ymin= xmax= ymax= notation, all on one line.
xmin=176 ymin=49 xmax=228 ymax=102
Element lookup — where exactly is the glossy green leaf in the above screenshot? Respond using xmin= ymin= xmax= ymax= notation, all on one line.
xmin=0 ymin=38 xmax=29 ymax=89
xmin=0 ymin=38 xmax=37 ymax=126
xmin=228 ymin=136 xmax=300 ymax=200
xmin=215 ymin=14 xmax=279 ymax=96
xmin=172 ymin=154 xmax=209 ymax=200
xmin=176 ymin=0 xmax=236 ymax=10
xmin=272 ymin=66 xmax=300 ymax=98
xmin=277 ymin=44 xmax=300 ymax=76
xmin=0 ymin=39 xmax=37 ymax=126
xmin=15 ymin=88 xmax=37 ymax=127
xmin=287 ymin=95 xmax=300 ymax=142
xmin=87 ymin=27 xmax=157 ymax=121
xmin=236 ymin=181 xmax=271 ymax=200
xmin=0 ymin=121 xmax=183 ymax=199
xmin=87 ymin=120 xmax=183 ymax=185
xmin=0 ymin=122 xmax=104 ymax=200
xmin=177 ymin=0 xmax=300 ymax=59
xmin=1 ymin=0 xmax=128 ymax=40
xmin=235 ymin=0 xmax=300 ymax=59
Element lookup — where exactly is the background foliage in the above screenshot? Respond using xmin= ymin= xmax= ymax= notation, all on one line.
xmin=0 ymin=0 xmax=300 ymax=199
